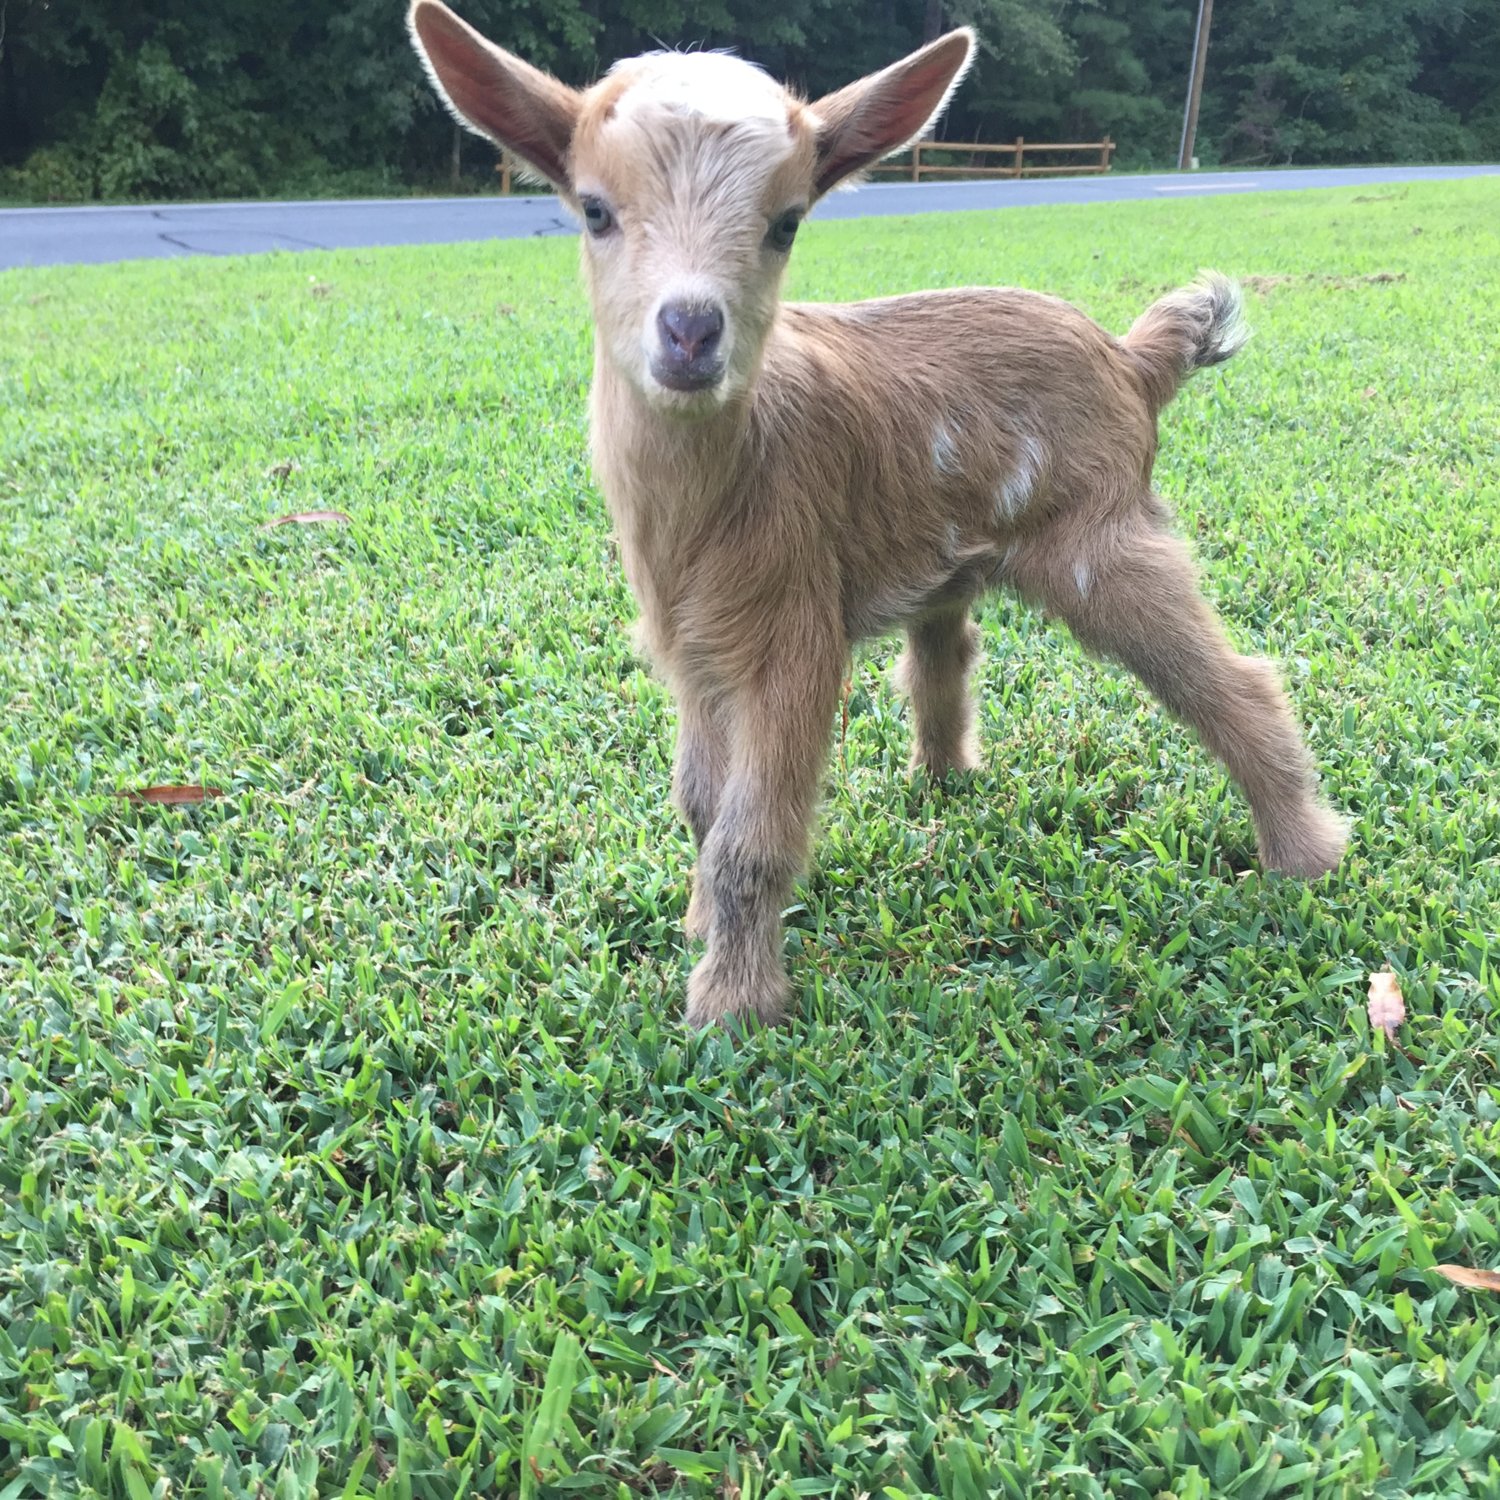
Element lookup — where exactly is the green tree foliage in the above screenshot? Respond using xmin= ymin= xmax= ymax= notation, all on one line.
xmin=1202 ymin=0 xmax=1474 ymax=165
xmin=1416 ymin=0 xmax=1500 ymax=157
xmin=0 ymin=0 xmax=1493 ymax=201
xmin=1062 ymin=0 xmax=1197 ymax=167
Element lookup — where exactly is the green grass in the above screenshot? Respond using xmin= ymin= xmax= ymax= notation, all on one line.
xmin=2 ymin=178 xmax=1498 ymax=1499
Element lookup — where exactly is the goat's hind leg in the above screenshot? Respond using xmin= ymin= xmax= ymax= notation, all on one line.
xmin=1017 ymin=511 xmax=1346 ymax=876
xmin=896 ymin=603 xmax=982 ymax=777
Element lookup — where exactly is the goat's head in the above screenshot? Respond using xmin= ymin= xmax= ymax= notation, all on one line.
xmin=409 ymin=2 xmax=973 ymax=416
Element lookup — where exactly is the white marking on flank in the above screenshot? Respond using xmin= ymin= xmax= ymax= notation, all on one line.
xmin=1074 ymin=561 xmax=1093 ymax=598
xmin=996 ymin=435 xmax=1044 ymax=521
xmin=932 ymin=422 xmax=961 ymax=477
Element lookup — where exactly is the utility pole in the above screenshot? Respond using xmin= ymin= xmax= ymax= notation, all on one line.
xmin=1178 ymin=0 xmax=1213 ymax=169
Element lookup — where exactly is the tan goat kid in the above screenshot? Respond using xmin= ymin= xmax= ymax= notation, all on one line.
xmin=409 ymin=2 xmax=1348 ymax=1028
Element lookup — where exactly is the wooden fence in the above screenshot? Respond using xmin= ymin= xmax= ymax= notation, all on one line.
xmin=495 ymin=136 xmax=1113 ymax=192
xmin=868 ymin=137 xmax=1114 ymax=182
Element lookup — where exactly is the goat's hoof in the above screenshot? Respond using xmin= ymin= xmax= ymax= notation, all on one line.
xmin=684 ymin=959 xmax=789 ymax=1031
xmin=909 ymin=745 xmax=979 ymax=780
xmin=1258 ymin=805 xmax=1349 ymax=879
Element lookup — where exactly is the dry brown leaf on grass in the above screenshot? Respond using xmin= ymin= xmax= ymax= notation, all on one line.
xmin=264 ymin=459 xmax=301 ymax=481
xmin=1435 ymin=1265 xmax=1500 ymax=1292
xmin=115 ymin=784 xmax=224 ymax=805
xmin=260 ymin=509 xmax=352 ymax=529
xmin=1367 ymin=970 xmax=1406 ymax=1040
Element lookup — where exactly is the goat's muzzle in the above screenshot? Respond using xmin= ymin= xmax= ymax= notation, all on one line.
xmin=653 ymin=301 xmax=726 ymax=392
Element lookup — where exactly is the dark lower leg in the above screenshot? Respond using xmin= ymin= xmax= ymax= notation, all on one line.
xmin=686 ymin=814 xmax=801 ymax=1027
xmin=684 ymin=666 xmax=839 ymax=1029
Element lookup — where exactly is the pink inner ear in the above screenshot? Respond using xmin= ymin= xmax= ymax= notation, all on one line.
xmin=871 ymin=40 xmax=972 ymax=150
xmin=815 ymin=32 xmax=972 ymax=194
xmin=411 ymin=1 xmax=577 ymax=187
xmin=414 ymin=7 xmax=508 ymax=138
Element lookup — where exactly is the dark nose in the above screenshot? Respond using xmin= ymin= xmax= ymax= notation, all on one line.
xmin=657 ymin=302 xmax=724 ymax=367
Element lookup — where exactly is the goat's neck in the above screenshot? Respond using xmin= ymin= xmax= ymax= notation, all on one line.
xmin=591 ymin=356 xmax=754 ymax=523
xmin=590 ymin=356 xmax=760 ymax=645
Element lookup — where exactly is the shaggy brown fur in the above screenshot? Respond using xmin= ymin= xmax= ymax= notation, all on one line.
xmin=409 ymin=2 xmax=1348 ymax=1028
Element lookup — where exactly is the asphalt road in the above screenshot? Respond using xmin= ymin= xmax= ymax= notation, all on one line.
xmin=2 ymin=163 xmax=1494 ymax=271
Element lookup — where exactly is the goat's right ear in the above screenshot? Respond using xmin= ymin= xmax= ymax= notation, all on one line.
xmin=408 ymin=0 xmax=581 ymax=191
xmin=809 ymin=29 xmax=975 ymax=198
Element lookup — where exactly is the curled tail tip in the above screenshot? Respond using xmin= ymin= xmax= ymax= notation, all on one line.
xmin=1124 ymin=270 xmax=1250 ymax=410
xmin=1189 ymin=270 xmax=1250 ymax=367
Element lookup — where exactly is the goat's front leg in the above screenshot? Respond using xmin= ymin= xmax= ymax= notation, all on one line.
xmin=683 ymin=653 xmax=842 ymax=1029
xmin=672 ymin=693 xmax=729 ymax=940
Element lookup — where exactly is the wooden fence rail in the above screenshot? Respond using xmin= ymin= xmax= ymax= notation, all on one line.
xmin=868 ymin=137 xmax=1114 ymax=182
xmin=496 ymin=136 xmax=1114 ymax=192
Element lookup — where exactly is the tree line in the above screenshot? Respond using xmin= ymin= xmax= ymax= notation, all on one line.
xmin=2 ymin=0 xmax=1495 ymax=202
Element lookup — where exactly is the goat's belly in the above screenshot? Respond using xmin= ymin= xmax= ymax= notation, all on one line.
xmin=844 ymin=549 xmax=1008 ymax=642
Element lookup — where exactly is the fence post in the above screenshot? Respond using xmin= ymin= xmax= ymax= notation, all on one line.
xmin=911 ymin=144 xmax=921 ymax=183
xmin=1014 ymin=137 xmax=1025 ymax=178
xmin=1101 ymin=136 xmax=1114 ymax=172
xmin=499 ymin=152 xmax=513 ymax=194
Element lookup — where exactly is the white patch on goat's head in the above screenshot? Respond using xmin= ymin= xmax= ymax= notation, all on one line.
xmin=570 ymin=51 xmax=818 ymax=415
xmin=610 ymin=52 xmax=789 ymax=127
xmin=995 ymin=434 xmax=1045 ymax=521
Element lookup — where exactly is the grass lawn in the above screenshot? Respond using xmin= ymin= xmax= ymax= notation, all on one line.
xmin=2 ymin=178 xmax=1498 ymax=1498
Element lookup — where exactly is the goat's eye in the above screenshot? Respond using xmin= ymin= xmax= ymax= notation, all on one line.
xmin=768 ymin=209 xmax=803 ymax=253
xmin=580 ymin=196 xmax=615 ymax=236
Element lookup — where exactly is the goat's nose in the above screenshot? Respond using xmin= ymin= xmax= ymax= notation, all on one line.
xmin=657 ymin=302 xmax=724 ymax=364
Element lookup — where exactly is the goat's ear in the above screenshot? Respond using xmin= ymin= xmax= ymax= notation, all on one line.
xmin=408 ymin=0 xmax=582 ymax=191
xmin=808 ymin=29 xmax=975 ymax=197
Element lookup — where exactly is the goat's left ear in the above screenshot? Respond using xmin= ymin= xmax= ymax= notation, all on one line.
xmin=809 ymin=29 xmax=975 ymax=198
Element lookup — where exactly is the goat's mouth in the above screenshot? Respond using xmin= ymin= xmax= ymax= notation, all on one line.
xmin=649 ymin=360 xmax=726 ymax=395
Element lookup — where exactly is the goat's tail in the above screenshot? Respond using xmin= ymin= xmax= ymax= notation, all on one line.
xmin=1122 ymin=272 xmax=1249 ymax=414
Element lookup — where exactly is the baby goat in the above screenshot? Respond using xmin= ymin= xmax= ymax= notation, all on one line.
xmin=409 ymin=3 xmax=1348 ymax=1028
